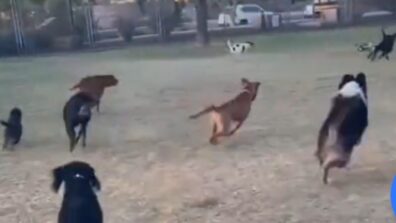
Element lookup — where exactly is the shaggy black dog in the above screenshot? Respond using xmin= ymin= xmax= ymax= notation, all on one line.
xmin=63 ymin=92 xmax=95 ymax=152
xmin=52 ymin=161 xmax=102 ymax=223
xmin=1 ymin=107 xmax=22 ymax=150
xmin=316 ymin=73 xmax=368 ymax=184
xmin=368 ymin=28 xmax=396 ymax=61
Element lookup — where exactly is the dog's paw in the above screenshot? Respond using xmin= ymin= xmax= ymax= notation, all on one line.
xmin=209 ymin=137 xmax=219 ymax=145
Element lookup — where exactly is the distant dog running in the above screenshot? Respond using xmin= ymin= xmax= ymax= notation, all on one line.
xmin=190 ymin=78 xmax=260 ymax=145
xmin=226 ymin=39 xmax=255 ymax=55
xmin=1 ymin=107 xmax=23 ymax=150
xmin=70 ymin=74 xmax=118 ymax=113
xmin=355 ymin=42 xmax=374 ymax=53
xmin=367 ymin=28 xmax=396 ymax=61
xmin=63 ymin=92 xmax=95 ymax=152
xmin=316 ymin=73 xmax=368 ymax=184
xmin=52 ymin=161 xmax=102 ymax=223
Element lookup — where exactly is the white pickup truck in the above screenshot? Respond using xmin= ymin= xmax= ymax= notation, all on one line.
xmin=218 ymin=4 xmax=274 ymax=28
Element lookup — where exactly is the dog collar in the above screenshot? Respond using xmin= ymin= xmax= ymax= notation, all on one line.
xmin=73 ymin=173 xmax=85 ymax=179
xmin=242 ymin=89 xmax=254 ymax=98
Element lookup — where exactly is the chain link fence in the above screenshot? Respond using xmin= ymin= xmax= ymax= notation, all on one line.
xmin=0 ymin=0 xmax=395 ymax=56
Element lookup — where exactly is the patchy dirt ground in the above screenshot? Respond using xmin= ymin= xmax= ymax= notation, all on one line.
xmin=0 ymin=30 xmax=396 ymax=223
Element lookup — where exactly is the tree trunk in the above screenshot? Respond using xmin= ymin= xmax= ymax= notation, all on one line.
xmin=195 ymin=0 xmax=209 ymax=46
xmin=66 ymin=0 xmax=74 ymax=31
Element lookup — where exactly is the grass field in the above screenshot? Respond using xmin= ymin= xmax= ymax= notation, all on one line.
xmin=1 ymin=25 xmax=396 ymax=223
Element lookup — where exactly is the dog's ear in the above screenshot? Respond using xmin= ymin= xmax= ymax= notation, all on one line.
xmin=89 ymin=167 xmax=101 ymax=192
xmin=338 ymin=74 xmax=354 ymax=90
xmin=241 ymin=78 xmax=250 ymax=85
xmin=250 ymin=82 xmax=261 ymax=101
xmin=52 ymin=166 xmax=64 ymax=193
xmin=356 ymin=72 xmax=367 ymax=98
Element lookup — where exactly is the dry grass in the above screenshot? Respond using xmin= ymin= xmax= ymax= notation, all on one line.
xmin=0 ymin=26 xmax=396 ymax=223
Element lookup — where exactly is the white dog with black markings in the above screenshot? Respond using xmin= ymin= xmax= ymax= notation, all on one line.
xmin=226 ymin=39 xmax=255 ymax=55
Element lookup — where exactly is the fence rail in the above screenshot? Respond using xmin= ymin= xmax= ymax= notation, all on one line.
xmin=0 ymin=0 xmax=395 ymax=56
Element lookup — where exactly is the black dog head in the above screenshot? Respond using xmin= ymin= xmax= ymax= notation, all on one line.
xmin=9 ymin=107 xmax=22 ymax=122
xmin=52 ymin=161 xmax=101 ymax=193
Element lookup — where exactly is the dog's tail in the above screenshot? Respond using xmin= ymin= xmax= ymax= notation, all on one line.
xmin=70 ymin=82 xmax=81 ymax=91
xmin=226 ymin=39 xmax=233 ymax=50
xmin=0 ymin=120 xmax=9 ymax=127
xmin=245 ymin=41 xmax=255 ymax=47
xmin=189 ymin=105 xmax=217 ymax=119
xmin=382 ymin=27 xmax=387 ymax=37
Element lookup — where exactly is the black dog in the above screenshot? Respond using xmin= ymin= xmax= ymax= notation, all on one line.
xmin=52 ymin=161 xmax=102 ymax=223
xmin=1 ymin=107 xmax=23 ymax=150
xmin=316 ymin=73 xmax=368 ymax=184
xmin=63 ymin=92 xmax=95 ymax=152
xmin=368 ymin=28 xmax=396 ymax=61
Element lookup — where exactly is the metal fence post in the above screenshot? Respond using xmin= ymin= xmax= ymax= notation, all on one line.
xmin=84 ymin=2 xmax=95 ymax=46
xmin=10 ymin=0 xmax=25 ymax=54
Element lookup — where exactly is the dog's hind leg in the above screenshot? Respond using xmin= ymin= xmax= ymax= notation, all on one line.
xmin=96 ymin=101 xmax=100 ymax=113
xmin=228 ymin=120 xmax=245 ymax=136
xmin=2 ymin=138 xmax=8 ymax=150
xmin=323 ymin=166 xmax=330 ymax=184
xmin=378 ymin=52 xmax=386 ymax=60
xmin=66 ymin=124 xmax=77 ymax=152
xmin=209 ymin=123 xmax=219 ymax=145
xmin=368 ymin=49 xmax=378 ymax=61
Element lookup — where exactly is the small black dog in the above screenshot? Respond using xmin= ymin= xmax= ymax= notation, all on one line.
xmin=63 ymin=92 xmax=95 ymax=152
xmin=367 ymin=28 xmax=396 ymax=61
xmin=52 ymin=161 xmax=102 ymax=223
xmin=1 ymin=107 xmax=23 ymax=150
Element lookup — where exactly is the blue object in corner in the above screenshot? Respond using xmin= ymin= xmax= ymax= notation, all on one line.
xmin=391 ymin=176 xmax=396 ymax=216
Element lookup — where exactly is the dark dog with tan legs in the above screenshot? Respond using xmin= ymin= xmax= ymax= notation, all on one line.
xmin=63 ymin=92 xmax=96 ymax=152
xmin=190 ymin=78 xmax=260 ymax=145
xmin=52 ymin=161 xmax=102 ymax=223
xmin=1 ymin=107 xmax=23 ymax=150
xmin=70 ymin=74 xmax=118 ymax=113
xmin=367 ymin=28 xmax=396 ymax=61
xmin=316 ymin=73 xmax=368 ymax=184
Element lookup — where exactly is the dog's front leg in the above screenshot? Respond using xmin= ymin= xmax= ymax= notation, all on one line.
xmin=81 ymin=124 xmax=88 ymax=148
xmin=75 ymin=125 xmax=84 ymax=146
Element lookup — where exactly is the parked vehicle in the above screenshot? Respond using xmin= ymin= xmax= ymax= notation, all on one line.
xmin=304 ymin=4 xmax=314 ymax=18
xmin=235 ymin=4 xmax=274 ymax=26
xmin=218 ymin=4 xmax=274 ymax=28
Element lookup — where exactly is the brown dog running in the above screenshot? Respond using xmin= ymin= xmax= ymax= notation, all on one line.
xmin=189 ymin=78 xmax=260 ymax=145
xmin=70 ymin=74 xmax=118 ymax=113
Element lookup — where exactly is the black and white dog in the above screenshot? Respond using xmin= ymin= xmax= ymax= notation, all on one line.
xmin=52 ymin=161 xmax=102 ymax=223
xmin=1 ymin=107 xmax=23 ymax=150
xmin=226 ymin=39 xmax=255 ymax=55
xmin=355 ymin=42 xmax=374 ymax=53
xmin=63 ymin=92 xmax=95 ymax=152
xmin=316 ymin=73 xmax=368 ymax=184
xmin=367 ymin=28 xmax=396 ymax=61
